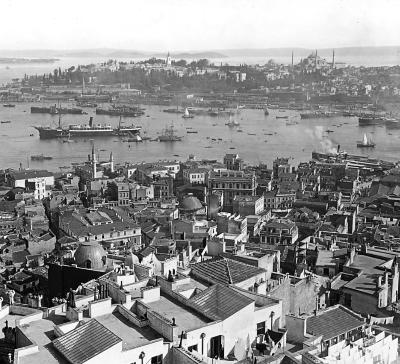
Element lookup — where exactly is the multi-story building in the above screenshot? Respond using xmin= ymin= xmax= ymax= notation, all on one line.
xmin=208 ymin=170 xmax=257 ymax=212
xmin=233 ymin=195 xmax=264 ymax=216
xmin=260 ymin=219 xmax=298 ymax=244
xmin=183 ymin=168 xmax=208 ymax=185
xmin=7 ymin=170 xmax=54 ymax=200
xmin=58 ymin=207 xmax=141 ymax=249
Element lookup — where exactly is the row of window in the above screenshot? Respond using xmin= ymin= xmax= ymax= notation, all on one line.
xmin=211 ymin=182 xmax=253 ymax=189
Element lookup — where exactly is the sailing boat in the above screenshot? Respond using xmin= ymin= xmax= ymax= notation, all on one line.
xmin=182 ymin=108 xmax=194 ymax=119
xmin=225 ymin=115 xmax=240 ymax=127
xmin=357 ymin=133 xmax=375 ymax=148
xmin=158 ymin=123 xmax=183 ymax=141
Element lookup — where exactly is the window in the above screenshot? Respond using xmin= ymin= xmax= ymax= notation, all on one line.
xmin=151 ymin=355 xmax=162 ymax=364
xmin=257 ymin=321 xmax=266 ymax=336
xmin=188 ymin=344 xmax=198 ymax=352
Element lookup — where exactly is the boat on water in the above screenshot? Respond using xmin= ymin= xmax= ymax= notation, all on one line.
xmin=286 ymin=121 xmax=298 ymax=126
xmin=385 ymin=117 xmax=400 ymax=128
xmin=3 ymin=104 xmax=15 ymax=107
xmin=1 ymin=120 xmax=11 ymax=124
xmin=300 ymin=111 xmax=337 ymax=119
xmin=182 ymin=108 xmax=194 ymax=119
xmin=31 ymin=154 xmax=53 ymax=161
xmin=76 ymin=101 xmax=97 ymax=108
xmin=276 ymin=115 xmax=289 ymax=119
xmin=163 ymin=107 xmax=183 ymax=114
xmin=158 ymin=123 xmax=183 ymax=142
xmin=34 ymin=116 xmax=141 ymax=139
xmin=264 ymin=108 xmax=269 ymax=116
xmin=126 ymin=134 xmax=143 ymax=142
xmin=187 ymin=130 xmax=198 ymax=134
xmin=96 ymin=104 xmax=145 ymax=117
xmin=325 ymin=129 xmax=334 ymax=133
xmin=31 ymin=105 xmax=83 ymax=115
xmin=225 ymin=115 xmax=240 ymax=127
xmin=358 ymin=115 xmax=385 ymax=126
xmin=357 ymin=133 xmax=375 ymax=148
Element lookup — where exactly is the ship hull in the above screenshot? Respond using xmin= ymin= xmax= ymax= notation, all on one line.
xmin=96 ymin=108 xmax=144 ymax=117
xmin=35 ymin=126 xmax=141 ymax=139
xmin=358 ymin=117 xmax=384 ymax=126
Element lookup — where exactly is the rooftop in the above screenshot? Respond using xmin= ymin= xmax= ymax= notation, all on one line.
xmin=146 ymin=294 xmax=210 ymax=331
xmin=189 ymin=284 xmax=254 ymax=320
xmin=306 ymin=305 xmax=364 ymax=340
xmin=190 ymin=256 xmax=266 ymax=285
xmin=53 ymin=319 xmax=121 ymax=364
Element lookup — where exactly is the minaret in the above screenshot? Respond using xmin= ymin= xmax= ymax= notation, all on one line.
xmin=332 ymin=49 xmax=335 ymax=69
xmin=291 ymin=50 xmax=294 ymax=69
xmin=109 ymin=152 xmax=114 ymax=173
xmin=91 ymin=145 xmax=97 ymax=179
xmin=166 ymin=52 xmax=171 ymax=66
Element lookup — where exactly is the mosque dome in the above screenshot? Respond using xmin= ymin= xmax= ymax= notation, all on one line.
xmin=180 ymin=194 xmax=203 ymax=212
xmin=74 ymin=242 xmax=107 ymax=270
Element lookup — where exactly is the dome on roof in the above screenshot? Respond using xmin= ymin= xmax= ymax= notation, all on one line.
xmin=74 ymin=242 xmax=107 ymax=270
xmin=180 ymin=194 xmax=203 ymax=212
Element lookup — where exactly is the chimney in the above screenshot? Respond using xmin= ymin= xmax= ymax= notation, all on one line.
xmin=385 ymin=271 xmax=389 ymax=285
xmin=377 ymin=276 xmax=382 ymax=288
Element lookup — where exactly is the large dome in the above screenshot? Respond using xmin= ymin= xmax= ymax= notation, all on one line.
xmin=74 ymin=242 xmax=107 ymax=270
xmin=180 ymin=194 xmax=203 ymax=212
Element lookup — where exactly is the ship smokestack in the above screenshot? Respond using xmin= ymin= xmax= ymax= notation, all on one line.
xmin=89 ymin=117 xmax=93 ymax=127
xmin=337 ymin=144 xmax=340 ymax=154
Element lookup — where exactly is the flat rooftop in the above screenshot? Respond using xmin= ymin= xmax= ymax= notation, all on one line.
xmin=18 ymin=315 xmax=68 ymax=364
xmin=350 ymin=254 xmax=387 ymax=274
xmin=146 ymin=294 xmax=210 ymax=331
xmin=95 ymin=311 xmax=161 ymax=350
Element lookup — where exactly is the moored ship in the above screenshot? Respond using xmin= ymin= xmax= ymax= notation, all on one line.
xmin=96 ymin=104 xmax=145 ymax=117
xmin=34 ymin=116 xmax=141 ymax=139
xmin=358 ymin=115 xmax=385 ymax=126
xmin=31 ymin=154 xmax=53 ymax=161
xmin=31 ymin=105 xmax=83 ymax=114
xmin=158 ymin=123 xmax=183 ymax=142
xmin=300 ymin=111 xmax=338 ymax=119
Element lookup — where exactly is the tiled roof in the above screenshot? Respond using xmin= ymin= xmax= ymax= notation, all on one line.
xmin=53 ymin=319 xmax=122 ymax=364
xmin=306 ymin=305 xmax=364 ymax=340
xmin=190 ymin=257 xmax=265 ymax=285
xmin=189 ymin=284 xmax=253 ymax=320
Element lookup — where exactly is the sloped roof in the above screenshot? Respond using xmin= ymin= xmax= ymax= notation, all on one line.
xmin=189 ymin=284 xmax=253 ymax=320
xmin=53 ymin=319 xmax=121 ymax=364
xmin=306 ymin=305 xmax=364 ymax=340
xmin=191 ymin=257 xmax=265 ymax=285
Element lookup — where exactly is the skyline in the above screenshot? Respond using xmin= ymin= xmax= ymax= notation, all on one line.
xmin=2 ymin=0 xmax=400 ymax=52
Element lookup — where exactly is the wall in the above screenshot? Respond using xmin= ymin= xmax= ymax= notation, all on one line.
xmin=342 ymin=288 xmax=378 ymax=315
xmin=117 ymin=305 xmax=149 ymax=328
xmin=207 ymin=240 xmax=225 ymax=256
xmin=141 ymin=286 xmax=160 ymax=303
xmin=285 ymin=315 xmax=307 ymax=342
xmin=164 ymin=346 xmax=206 ymax=364
xmin=89 ymin=297 xmax=112 ymax=318
xmin=147 ymin=309 xmax=179 ymax=342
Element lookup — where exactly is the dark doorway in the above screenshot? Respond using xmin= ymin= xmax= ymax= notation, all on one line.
xmin=210 ymin=335 xmax=224 ymax=359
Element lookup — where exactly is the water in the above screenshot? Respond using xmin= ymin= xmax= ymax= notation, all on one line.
xmin=0 ymin=103 xmax=399 ymax=172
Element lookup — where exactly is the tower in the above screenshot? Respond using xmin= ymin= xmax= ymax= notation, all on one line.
xmin=332 ymin=49 xmax=335 ymax=69
xmin=91 ymin=145 xmax=97 ymax=179
xmin=166 ymin=52 xmax=172 ymax=66
xmin=291 ymin=50 xmax=294 ymax=69
xmin=109 ymin=152 xmax=114 ymax=173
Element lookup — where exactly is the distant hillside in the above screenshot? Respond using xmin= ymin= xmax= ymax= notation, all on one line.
xmin=218 ymin=46 xmax=400 ymax=59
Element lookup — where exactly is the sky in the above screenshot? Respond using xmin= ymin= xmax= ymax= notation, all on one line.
xmin=1 ymin=0 xmax=400 ymax=51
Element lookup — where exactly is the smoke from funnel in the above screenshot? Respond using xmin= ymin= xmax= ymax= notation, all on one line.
xmin=305 ymin=125 xmax=337 ymax=154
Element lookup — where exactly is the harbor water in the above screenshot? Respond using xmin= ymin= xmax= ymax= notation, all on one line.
xmin=0 ymin=103 xmax=400 ymax=172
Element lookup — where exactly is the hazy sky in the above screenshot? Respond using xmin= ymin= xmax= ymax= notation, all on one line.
xmin=2 ymin=0 xmax=400 ymax=51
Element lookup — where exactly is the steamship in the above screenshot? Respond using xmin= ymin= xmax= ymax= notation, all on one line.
xmin=34 ymin=116 xmax=141 ymax=139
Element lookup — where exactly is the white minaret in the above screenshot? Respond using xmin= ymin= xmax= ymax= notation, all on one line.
xmin=109 ymin=152 xmax=114 ymax=173
xmin=92 ymin=145 xmax=97 ymax=179
xmin=166 ymin=52 xmax=172 ymax=66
